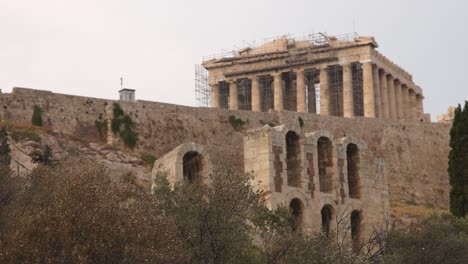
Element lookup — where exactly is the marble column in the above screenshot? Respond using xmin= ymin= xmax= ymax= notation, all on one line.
xmin=401 ymin=85 xmax=409 ymax=119
xmin=394 ymin=80 xmax=402 ymax=120
xmin=372 ymin=65 xmax=381 ymax=118
xmin=387 ymin=75 xmax=397 ymax=120
xmin=229 ymin=80 xmax=238 ymax=110
xmin=296 ymin=69 xmax=306 ymax=113
xmin=362 ymin=62 xmax=376 ymax=118
xmin=251 ymin=76 xmax=261 ymax=112
xmin=319 ymin=66 xmax=329 ymax=116
xmin=408 ymin=89 xmax=416 ymax=121
xmin=211 ymin=82 xmax=219 ymax=108
xmin=380 ymin=70 xmax=390 ymax=119
xmin=342 ymin=63 xmax=354 ymax=117
xmin=273 ymin=73 xmax=283 ymax=111
xmin=416 ymin=94 xmax=424 ymax=121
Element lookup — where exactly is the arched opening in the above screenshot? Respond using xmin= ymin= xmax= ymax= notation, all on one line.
xmin=286 ymin=131 xmax=301 ymax=187
xmin=182 ymin=151 xmax=204 ymax=185
xmin=290 ymin=198 xmax=304 ymax=231
xmin=347 ymin=143 xmax=361 ymax=199
xmin=318 ymin=137 xmax=334 ymax=193
xmin=351 ymin=210 xmax=362 ymax=251
xmin=321 ymin=205 xmax=333 ymax=237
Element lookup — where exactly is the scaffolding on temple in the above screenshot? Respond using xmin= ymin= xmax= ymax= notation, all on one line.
xmin=351 ymin=62 xmax=364 ymax=116
xmin=194 ymin=64 xmax=210 ymax=107
xmin=198 ymin=32 xmax=360 ymax=114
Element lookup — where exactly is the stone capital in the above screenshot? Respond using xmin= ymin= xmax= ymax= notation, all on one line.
xmin=359 ymin=59 xmax=373 ymax=64
xmin=295 ymin=68 xmax=305 ymax=74
xmin=272 ymin=72 xmax=282 ymax=78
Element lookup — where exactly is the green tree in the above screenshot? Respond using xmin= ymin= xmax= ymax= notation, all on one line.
xmin=448 ymin=101 xmax=468 ymax=217
xmin=31 ymin=105 xmax=43 ymax=127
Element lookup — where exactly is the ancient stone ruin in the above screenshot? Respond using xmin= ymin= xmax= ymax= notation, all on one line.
xmin=203 ymin=33 xmax=427 ymax=121
xmin=0 ymin=33 xmax=451 ymax=245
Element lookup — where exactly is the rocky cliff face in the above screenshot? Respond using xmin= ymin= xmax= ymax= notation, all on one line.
xmin=7 ymin=124 xmax=152 ymax=189
xmin=1 ymin=88 xmax=452 ymax=223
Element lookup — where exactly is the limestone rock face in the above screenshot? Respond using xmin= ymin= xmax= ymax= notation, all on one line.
xmin=8 ymin=129 xmax=152 ymax=189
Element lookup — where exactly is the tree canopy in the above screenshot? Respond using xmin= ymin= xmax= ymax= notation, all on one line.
xmin=448 ymin=101 xmax=468 ymax=217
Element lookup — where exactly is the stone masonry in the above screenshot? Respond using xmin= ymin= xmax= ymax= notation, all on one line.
xmin=0 ymin=87 xmax=451 ymax=235
xmin=244 ymin=124 xmax=389 ymax=241
xmin=203 ymin=33 xmax=426 ymax=122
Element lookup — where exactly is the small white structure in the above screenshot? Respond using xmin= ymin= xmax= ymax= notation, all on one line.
xmin=119 ymin=88 xmax=136 ymax=102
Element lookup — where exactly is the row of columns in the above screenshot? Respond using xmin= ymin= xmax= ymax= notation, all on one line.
xmin=211 ymin=63 xmax=423 ymax=121
xmin=373 ymin=66 xmax=424 ymax=121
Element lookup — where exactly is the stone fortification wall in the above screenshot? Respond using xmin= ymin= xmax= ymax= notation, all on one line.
xmin=0 ymin=87 xmax=451 ymax=210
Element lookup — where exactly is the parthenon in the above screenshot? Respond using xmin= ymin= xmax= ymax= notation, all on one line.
xmin=202 ymin=33 xmax=426 ymax=121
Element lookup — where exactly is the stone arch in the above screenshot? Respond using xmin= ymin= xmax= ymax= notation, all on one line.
xmin=321 ymin=204 xmax=334 ymax=236
xmin=286 ymin=130 xmax=301 ymax=187
xmin=290 ymin=198 xmax=304 ymax=231
xmin=182 ymin=151 xmax=204 ymax=185
xmin=351 ymin=209 xmax=363 ymax=251
xmin=338 ymin=137 xmax=366 ymax=199
xmin=317 ymin=136 xmax=334 ymax=193
xmin=346 ymin=143 xmax=361 ymax=199
xmin=151 ymin=142 xmax=212 ymax=191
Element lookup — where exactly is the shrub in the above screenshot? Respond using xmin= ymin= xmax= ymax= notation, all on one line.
xmin=229 ymin=115 xmax=247 ymax=131
xmin=383 ymin=213 xmax=468 ymax=264
xmin=140 ymin=152 xmax=157 ymax=167
xmin=0 ymin=158 xmax=184 ymax=263
xmin=10 ymin=129 xmax=40 ymax=142
xmin=31 ymin=105 xmax=43 ymax=127
xmin=111 ymin=103 xmax=138 ymax=149
xmin=298 ymin=117 xmax=304 ymax=128
xmin=153 ymin=169 xmax=264 ymax=264
xmin=0 ymin=126 xmax=11 ymax=166
xmin=95 ymin=120 xmax=107 ymax=138
xmin=31 ymin=144 xmax=53 ymax=165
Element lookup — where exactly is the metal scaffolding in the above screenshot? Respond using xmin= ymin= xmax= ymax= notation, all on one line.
xmin=198 ymin=32 xmax=359 ymax=114
xmin=305 ymin=69 xmax=320 ymax=114
xmin=259 ymin=75 xmax=274 ymax=112
xmin=328 ymin=65 xmax=344 ymax=117
xmin=351 ymin=62 xmax=364 ymax=116
xmin=194 ymin=64 xmax=210 ymax=107
xmin=237 ymin=78 xmax=252 ymax=111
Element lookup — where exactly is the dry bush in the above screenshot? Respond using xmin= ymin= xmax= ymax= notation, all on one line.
xmin=382 ymin=213 xmax=468 ymax=264
xmin=153 ymin=169 xmax=264 ymax=264
xmin=0 ymin=158 xmax=184 ymax=264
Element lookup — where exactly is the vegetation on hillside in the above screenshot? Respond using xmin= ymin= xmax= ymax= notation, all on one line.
xmin=111 ymin=103 xmax=138 ymax=149
xmin=448 ymin=101 xmax=468 ymax=217
xmin=229 ymin=115 xmax=247 ymax=131
xmin=0 ymin=140 xmax=466 ymax=263
xmin=31 ymin=105 xmax=43 ymax=127
xmin=0 ymin=127 xmax=11 ymax=166
xmin=0 ymin=159 xmax=182 ymax=263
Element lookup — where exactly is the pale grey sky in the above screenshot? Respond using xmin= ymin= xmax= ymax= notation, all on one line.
xmin=1 ymin=0 xmax=467 ymax=119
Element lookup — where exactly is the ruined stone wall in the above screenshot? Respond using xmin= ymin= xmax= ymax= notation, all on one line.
xmin=0 ymin=88 xmax=451 ymax=211
xmin=244 ymin=125 xmax=390 ymax=236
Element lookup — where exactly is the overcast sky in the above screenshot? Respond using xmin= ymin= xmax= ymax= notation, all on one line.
xmin=1 ymin=0 xmax=467 ymax=119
